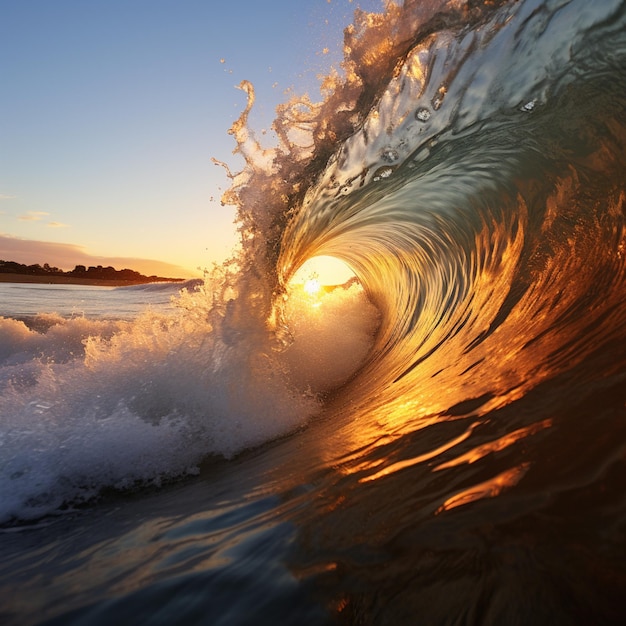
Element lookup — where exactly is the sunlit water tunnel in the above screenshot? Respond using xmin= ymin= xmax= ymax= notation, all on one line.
xmin=277 ymin=255 xmax=381 ymax=395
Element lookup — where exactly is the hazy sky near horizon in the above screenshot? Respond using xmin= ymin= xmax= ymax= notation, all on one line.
xmin=1 ymin=0 xmax=382 ymax=277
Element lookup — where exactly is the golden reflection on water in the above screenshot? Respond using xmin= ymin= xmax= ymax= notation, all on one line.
xmin=436 ymin=463 xmax=530 ymax=513
xmin=358 ymin=421 xmax=481 ymax=483
xmin=434 ymin=418 xmax=552 ymax=471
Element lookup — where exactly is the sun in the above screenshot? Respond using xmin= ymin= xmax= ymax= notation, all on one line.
xmin=290 ymin=256 xmax=356 ymax=287
xmin=303 ymin=277 xmax=322 ymax=295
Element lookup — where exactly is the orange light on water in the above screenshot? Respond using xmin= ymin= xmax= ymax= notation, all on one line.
xmin=436 ymin=463 xmax=530 ymax=513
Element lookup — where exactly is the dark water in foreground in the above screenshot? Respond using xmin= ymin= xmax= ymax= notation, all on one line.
xmin=2 ymin=0 xmax=626 ymax=623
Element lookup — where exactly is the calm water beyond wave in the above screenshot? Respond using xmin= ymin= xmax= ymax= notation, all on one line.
xmin=1 ymin=1 xmax=626 ymax=624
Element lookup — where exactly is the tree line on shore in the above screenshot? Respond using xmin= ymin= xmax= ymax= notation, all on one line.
xmin=0 ymin=260 xmax=183 ymax=283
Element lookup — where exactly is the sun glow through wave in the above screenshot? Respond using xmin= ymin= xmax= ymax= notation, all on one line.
xmin=303 ymin=278 xmax=322 ymax=295
xmin=290 ymin=255 xmax=356 ymax=287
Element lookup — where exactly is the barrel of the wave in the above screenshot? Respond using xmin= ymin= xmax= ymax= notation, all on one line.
xmin=275 ymin=0 xmax=626 ymax=442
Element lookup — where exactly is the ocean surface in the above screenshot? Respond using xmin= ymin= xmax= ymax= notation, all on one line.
xmin=2 ymin=1 xmax=626 ymax=624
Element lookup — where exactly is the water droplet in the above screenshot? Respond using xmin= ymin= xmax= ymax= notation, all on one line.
xmin=415 ymin=107 xmax=431 ymax=122
xmin=432 ymin=85 xmax=446 ymax=110
xmin=372 ymin=166 xmax=395 ymax=181
xmin=381 ymin=148 xmax=399 ymax=163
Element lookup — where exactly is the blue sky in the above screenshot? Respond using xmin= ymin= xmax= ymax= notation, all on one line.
xmin=0 ymin=0 xmax=382 ymax=277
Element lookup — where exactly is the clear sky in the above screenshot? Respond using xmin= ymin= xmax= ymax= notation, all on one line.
xmin=0 ymin=0 xmax=382 ymax=278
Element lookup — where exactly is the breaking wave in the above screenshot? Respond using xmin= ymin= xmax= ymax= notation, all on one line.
xmin=1 ymin=0 xmax=625 ymax=561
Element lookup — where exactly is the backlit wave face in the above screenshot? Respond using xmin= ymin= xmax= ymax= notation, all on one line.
xmin=265 ymin=5 xmax=626 ymax=616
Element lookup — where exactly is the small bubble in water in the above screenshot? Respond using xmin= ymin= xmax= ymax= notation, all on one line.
xmin=373 ymin=166 xmax=395 ymax=181
xmin=520 ymin=100 xmax=536 ymax=112
xmin=381 ymin=148 xmax=399 ymax=163
xmin=415 ymin=107 xmax=431 ymax=122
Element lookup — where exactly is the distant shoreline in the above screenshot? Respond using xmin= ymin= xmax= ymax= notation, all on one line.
xmin=0 ymin=273 xmax=187 ymax=287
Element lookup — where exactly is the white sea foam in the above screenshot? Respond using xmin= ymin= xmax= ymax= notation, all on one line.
xmin=0 ymin=277 xmax=379 ymax=523
xmin=281 ymin=282 xmax=380 ymax=393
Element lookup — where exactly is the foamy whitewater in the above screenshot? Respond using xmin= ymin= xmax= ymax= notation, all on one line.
xmin=0 ymin=279 xmax=378 ymax=521
xmin=2 ymin=1 xmax=626 ymax=624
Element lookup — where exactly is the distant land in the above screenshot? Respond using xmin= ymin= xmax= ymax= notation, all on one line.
xmin=0 ymin=260 xmax=185 ymax=286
